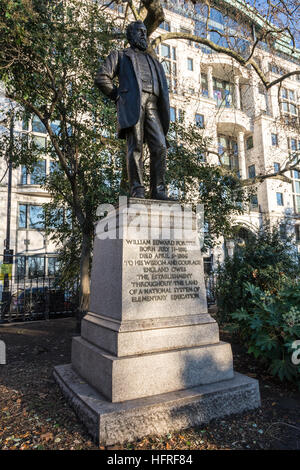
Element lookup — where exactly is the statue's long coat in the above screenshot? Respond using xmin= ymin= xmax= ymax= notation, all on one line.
xmin=95 ymin=47 xmax=170 ymax=139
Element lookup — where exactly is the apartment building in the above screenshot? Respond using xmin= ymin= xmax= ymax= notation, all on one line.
xmin=0 ymin=0 xmax=299 ymax=283
xmin=0 ymin=96 xmax=59 ymax=284
xmin=155 ymin=0 xmax=300 ymax=265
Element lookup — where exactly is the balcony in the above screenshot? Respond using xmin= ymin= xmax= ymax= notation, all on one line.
xmin=216 ymin=107 xmax=252 ymax=133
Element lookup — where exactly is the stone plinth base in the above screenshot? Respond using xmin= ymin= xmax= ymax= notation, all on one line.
xmin=72 ymin=336 xmax=234 ymax=402
xmin=53 ymin=364 xmax=261 ymax=446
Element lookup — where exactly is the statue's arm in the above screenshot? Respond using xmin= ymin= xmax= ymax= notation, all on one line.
xmin=94 ymin=50 xmax=119 ymax=101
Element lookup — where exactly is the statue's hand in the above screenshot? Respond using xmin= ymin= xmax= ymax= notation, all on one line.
xmin=109 ymin=87 xmax=118 ymax=102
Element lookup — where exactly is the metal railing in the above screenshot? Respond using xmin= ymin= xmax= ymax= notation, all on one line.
xmin=0 ymin=254 xmax=78 ymax=323
xmin=0 ymin=274 xmax=78 ymax=323
xmin=205 ymin=273 xmax=217 ymax=306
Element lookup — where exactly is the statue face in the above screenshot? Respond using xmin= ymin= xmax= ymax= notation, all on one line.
xmin=129 ymin=23 xmax=148 ymax=51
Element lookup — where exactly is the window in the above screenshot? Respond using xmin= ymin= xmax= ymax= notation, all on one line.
xmin=288 ymin=137 xmax=300 ymax=164
xmin=295 ymin=225 xmax=300 ymax=242
xmin=276 ymin=192 xmax=284 ymax=206
xmin=194 ymin=20 xmax=206 ymax=48
xmin=248 ymin=165 xmax=256 ymax=178
xmin=281 ymin=88 xmax=298 ymax=121
xmin=169 ymin=107 xmax=183 ymax=123
xmin=274 ymin=162 xmax=280 ymax=173
xmin=268 ymin=63 xmax=287 ymax=76
xmin=201 ymin=73 xmax=208 ymax=97
xmin=250 ymin=194 xmax=258 ymax=209
xmin=218 ymin=136 xmax=239 ymax=170
xmin=30 ymin=160 xmax=46 ymax=184
xmin=209 ymin=28 xmax=228 ymax=48
xmin=170 ymin=107 xmax=176 ymax=122
xmin=18 ymin=204 xmax=45 ymax=229
xmin=288 ymin=137 xmax=300 ymax=152
xmin=32 ymin=115 xmax=46 ymax=134
xmin=158 ymin=44 xmax=177 ymax=93
xmin=21 ymin=166 xmax=28 ymax=185
xmin=161 ymin=44 xmax=170 ymax=58
xmin=29 ymin=205 xmax=45 ymax=229
xmin=195 ymin=113 xmax=204 ymax=128
xmin=187 ymin=58 xmax=193 ymax=71
xmin=246 ymin=136 xmax=253 ymax=150
xmin=292 ymin=169 xmax=300 ymax=213
xmin=28 ymin=255 xmax=45 ymax=278
xmin=159 ymin=21 xmax=170 ymax=31
xmin=210 ymin=7 xmax=224 ymax=24
xmin=19 ymin=204 xmax=27 ymax=228
xmin=15 ymin=255 xmax=61 ymax=278
xmin=16 ymin=256 xmax=26 ymax=279
xmin=213 ymin=78 xmax=233 ymax=107
xmin=48 ymin=257 xmax=60 ymax=276
xmin=295 ymin=195 xmax=300 ymax=213
xmin=21 ymin=160 xmax=46 ymax=184
xmin=290 ymin=138 xmax=298 ymax=151
xmin=271 ymin=133 xmax=278 ymax=146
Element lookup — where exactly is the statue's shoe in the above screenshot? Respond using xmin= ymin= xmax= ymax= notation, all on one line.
xmin=150 ymin=191 xmax=177 ymax=201
xmin=131 ymin=188 xmax=145 ymax=198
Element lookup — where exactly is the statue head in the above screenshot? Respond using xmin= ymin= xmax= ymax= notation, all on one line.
xmin=126 ymin=21 xmax=148 ymax=51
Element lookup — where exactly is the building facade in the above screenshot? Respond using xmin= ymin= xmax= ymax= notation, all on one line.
xmin=0 ymin=0 xmax=299 ymax=285
xmin=156 ymin=0 xmax=300 ymax=266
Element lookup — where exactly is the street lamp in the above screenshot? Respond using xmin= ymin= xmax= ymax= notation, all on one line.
xmin=0 ymin=110 xmax=14 ymax=322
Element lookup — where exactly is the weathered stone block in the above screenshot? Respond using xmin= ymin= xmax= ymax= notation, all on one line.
xmin=54 ymin=364 xmax=261 ymax=446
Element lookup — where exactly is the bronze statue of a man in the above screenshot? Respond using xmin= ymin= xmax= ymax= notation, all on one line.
xmin=95 ymin=21 xmax=170 ymax=200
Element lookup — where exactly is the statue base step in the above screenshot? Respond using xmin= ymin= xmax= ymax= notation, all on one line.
xmin=72 ymin=335 xmax=234 ymax=402
xmin=54 ymin=364 xmax=261 ymax=446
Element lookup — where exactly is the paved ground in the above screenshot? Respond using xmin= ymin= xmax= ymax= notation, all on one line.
xmin=0 ymin=317 xmax=299 ymax=450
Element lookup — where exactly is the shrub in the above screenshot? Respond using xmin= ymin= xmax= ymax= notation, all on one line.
xmin=215 ymin=224 xmax=299 ymax=323
xmin=231 ymin=280 xmax=300 ymax=387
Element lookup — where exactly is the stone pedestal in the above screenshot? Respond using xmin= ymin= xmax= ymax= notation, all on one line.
xmin=54 ymin=198 xmax=260 ymax=444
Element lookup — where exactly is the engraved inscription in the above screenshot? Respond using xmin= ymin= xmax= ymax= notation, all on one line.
xmin=124 ymin=239 xmax=201 ymax=303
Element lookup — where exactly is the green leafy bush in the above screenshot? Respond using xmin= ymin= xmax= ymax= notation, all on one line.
xmin=216 ymin=225 xmax=299 ymax=323
xmin=231 ymin=281 xmax=300 ymax=386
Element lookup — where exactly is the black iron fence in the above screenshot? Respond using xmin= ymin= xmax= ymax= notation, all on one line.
xmin=205 ymin=273 xmax=217 ymax=306
xmin=0 ymin=255 xmax=78 ymax=323
xmin=0 ymin=274 xmax=78 ymax=323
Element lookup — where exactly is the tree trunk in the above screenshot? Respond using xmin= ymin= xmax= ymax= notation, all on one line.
xmin=77 ymin=230 xmax=92 ymax=333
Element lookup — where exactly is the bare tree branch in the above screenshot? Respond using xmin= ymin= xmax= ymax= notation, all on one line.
xmin=141 ymin=0 xmax=165 ymax=36
xmin=151 ymin=31 xmax=300 ymax=89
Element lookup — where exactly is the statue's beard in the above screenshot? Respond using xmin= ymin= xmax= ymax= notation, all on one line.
xmin=130 ymin=37 xmax=148 ymax=51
